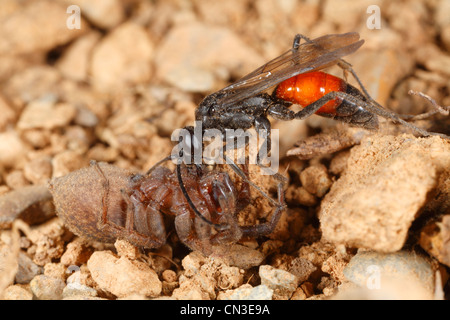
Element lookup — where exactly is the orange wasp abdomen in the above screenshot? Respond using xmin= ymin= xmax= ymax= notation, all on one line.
xmin=275 ymin=71 xmax=347 ymax=115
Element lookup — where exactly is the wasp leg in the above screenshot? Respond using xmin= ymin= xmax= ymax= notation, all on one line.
xmin=254 ymin=116 xmax=272 ymax=165
xmin=294 ymin=91 xmax=449 ymax=139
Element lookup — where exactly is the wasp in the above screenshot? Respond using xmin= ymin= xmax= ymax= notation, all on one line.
xmin=178 ymin=33 xmax=448 ymax=237
xmin=195 ymin=32 xmax=448 ymax=157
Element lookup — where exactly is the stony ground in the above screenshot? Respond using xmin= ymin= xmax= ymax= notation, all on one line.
xmin=0 ymin=0 xmax=449 ymax=300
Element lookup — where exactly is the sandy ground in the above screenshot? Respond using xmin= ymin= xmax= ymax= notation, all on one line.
xmin=0 ymin=0 xmax=449 ymax=300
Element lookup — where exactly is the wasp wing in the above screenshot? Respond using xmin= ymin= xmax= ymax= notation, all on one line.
xmin=215 ymin=32 xmax=364 ymax=107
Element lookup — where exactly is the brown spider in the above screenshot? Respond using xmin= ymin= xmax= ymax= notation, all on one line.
xmin=49 ymin=160 xmax=285 ymax=255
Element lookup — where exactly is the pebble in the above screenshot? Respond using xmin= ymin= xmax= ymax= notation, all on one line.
xmin=286 ymin=257 xmax=317 ymax=283
xmin=218 ymin=284 xmax=273 ymax=300
xmin=57 ymin=0 xmax=125 ymax=29
xmin=0 ymin=0 xmax=86 ymax=55
xmin=62 ymin=282 xmax=98 ymax=299
xmin=211 ymin=244 xmax=265 ymax=269
xmin=174 ymin=254 xmax=244 ymax=300
xmin=322 ymin=0 xmax=375 ymax=30
xmin=87 ymin=250 xmax=162 ymax=298
xmin=114 ymin=239 xmax=140 ymax=260
xmin=0 ymin=131 xmax=28 ymax=168
xmin=259 ymin=265 xmax=299 ymax=299
xmin=5 ymin=170 xmax=29 ymax=190
xmin=343 ymin=250 xmax=436 ymax=299
xmin=320 ymin=135 xmax=449 ymax=252
xmin=15 ymin=252 xmax=42 ymax=284
xmin=27 ymin=218 xmax=66 ymax=266
xmin=2 ymin=285 xmax=33 ymax=300
xmin=419 ymin=214 xmax=450 ymax=268
xmin=300 ymin=165 xmax=332 ymax=198
xmin=90 ymin=22 xmax=154 ymax=92
xmin=23 ymin=156 xmax=53 ymax=185
xmin=43 ymin=262 xmax=67 ymax=280
xmin=3 ymin=66 xmax=61 ymax=105
xmin=0 ymin=185 xmax=55 ymax=229
xmin=60 ymin=238 xmax=94 ymax=266
xmin=154 ymin=23 xmax=264 ymax=92
xmin=51 ymin=150 xmax=88 ymax=178
xmin=17 ymin=100 xmax=77 ymax=130
xmin=30 ymin=275 xmax=66 ymax=300
xmin=56 ymin=32 xmax=101 ymax=82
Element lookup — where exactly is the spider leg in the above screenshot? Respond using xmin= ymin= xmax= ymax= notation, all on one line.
xmin=176 ymin=162 xmax=230 ymax=231
xmin=120 ymin=191 xmax=166 ymax=248
xmin=241 ymin=180 xmax=286 ymax=238
xmin=91 ymin=160 xmax=165 ymax=248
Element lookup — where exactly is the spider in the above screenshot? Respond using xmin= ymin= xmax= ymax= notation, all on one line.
xmin=49 ymin=159 xmax=286 ymax=255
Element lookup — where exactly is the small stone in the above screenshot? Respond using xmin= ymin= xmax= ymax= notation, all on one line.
xmin=18 ymin=100 xmax=77 ymax=130
xmin=218 ymin=284 xmax=273 ymax=300
xmin=87 ymin=250 xmax=162 ymax=298
xmin=114 ymin=239 xmax=139 ymax=260
xmin=63 ymin=282 xmax=98 ymax=299
xmin=419 ymin=215 xmax=450 ymax=267
xmin=21 ymin=129 xmax=51 ymax=149
xmin=60 ymin=238 xmax=93 ymax=266
xmin=15 ymin=252 xmax=42 ymax=284
xmin=329 ymin=150 xmax=351 ymax=176
xmin=343 ymin=250 xmax=436 ymax=299
xmin=51 ymin=150 xmax=88 ymax=178
xmin=30 ymin=275 xmax=65 ymax=300
xmin=154 ymin=23 xmax=263 ymax=92
xmin=259 ymin=265 xmax=299 ymax=299
xmin=211 ymin=244 xmax=265 ymax=269
xmin=0 ymin=0 xmax=86 ymax=55
xmin=0 ymin=185 xmax=55 ymax=229
xmin=91 ymin=23 xmax=153 ymax=92
xmin=58 ymin=0 xmax=125 ymax=29
xmin=5 ymin=170 xmax=29 ymax=190
xmin=181 ymin=251 xmax=205 ymax=277
xmin=285 ymin=185 xmax=317 ymax=206
xmin=57 ymin=31 xmax=101 ymax=82
xmin=286 ymin=257 xmax=317 ymax=283
xmin=162 ymin=270 xmax=177 ymax=283
xmin=0 ymin=131 xmax=28 ymax=168
xmin=23 ymin=156 xmax=53 ymax=185
xmin=290 ymin=287 xmax=307 ymax=300
xmin=43 ymin=263 xmax=67 ymax=281
xmin=300 ymin=165 xmax=332 ymax=198
xmin=2 ymin=285 xmax=33 ymax=300
xmin=3 ymin=66 xmax=61 ymax=105
xmin=27 ymin=218 xmax=66 ymax=266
